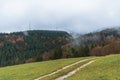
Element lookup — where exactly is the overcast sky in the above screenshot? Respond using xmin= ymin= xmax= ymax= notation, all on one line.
xmin=0 ymin=0 xmax=120 ymax=33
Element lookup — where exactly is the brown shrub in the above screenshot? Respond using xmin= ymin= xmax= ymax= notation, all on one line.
xmin=90 ymin=40 xmax=120 ymax=56
xmin=25 ymin=58 xmax=36 ymax=63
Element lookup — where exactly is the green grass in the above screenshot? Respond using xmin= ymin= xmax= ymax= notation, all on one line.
xmin=66 ymin=54 xmax=120 ymax=80
xmin=41 ymin=59 xmax=92 ymax=80
xmin=0 ymin=57 xmax=90 ymax=80
xmin=0 ymin=54 xmax=119 ymax=80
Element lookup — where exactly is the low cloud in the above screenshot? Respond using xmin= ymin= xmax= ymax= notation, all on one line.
xmin=0 ymin=0 xmax=120 ymax=33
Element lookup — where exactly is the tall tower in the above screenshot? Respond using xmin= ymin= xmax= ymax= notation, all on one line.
xmin=29 ymin=22 xmax=31 ymax=30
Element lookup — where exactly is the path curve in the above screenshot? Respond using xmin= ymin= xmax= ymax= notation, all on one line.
xmin=55 ymin=60 xmax=96 ymax=80
xmin=34 ymin=58 xmax=95 ymax=80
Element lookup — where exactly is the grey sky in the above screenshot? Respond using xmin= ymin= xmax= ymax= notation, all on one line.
xmin=0 ymin=0 xmax=120 ymax=33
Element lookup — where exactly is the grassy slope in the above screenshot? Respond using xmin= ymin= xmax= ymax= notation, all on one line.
xmin=41 ymin=59 xmax=92 ymax=80
xmin=0 ymin=57 xmax=90 ymax=80
xmin=0 ymin=54 xmax=119 ymax=80
xmin=66 ymin=54 xmax=120 ymax=80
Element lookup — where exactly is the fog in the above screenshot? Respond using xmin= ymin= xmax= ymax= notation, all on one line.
xmin=0 ymin=0 xmax=120 ymax=33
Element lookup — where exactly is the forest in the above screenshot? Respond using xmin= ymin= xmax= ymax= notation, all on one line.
xmin=0 ymin=28 xmax=120 ymax=67
xmin=0 ymin=30 xmax=72 ymax=67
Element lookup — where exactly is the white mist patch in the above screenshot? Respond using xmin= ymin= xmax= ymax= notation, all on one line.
xmin=23 ymin=31 xmax=29 ymax=36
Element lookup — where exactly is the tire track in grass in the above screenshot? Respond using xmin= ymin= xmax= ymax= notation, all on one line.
xmin=55 ymin=60 xmax=96 ymax=80
xmin=34 ymin=58 xmax=95 ymax=80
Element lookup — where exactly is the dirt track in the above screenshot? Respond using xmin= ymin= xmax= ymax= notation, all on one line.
xmin=55 ymin=60 xmax=95 ymax=80
xmin=34 ymin=58 xmax=95 ymax=80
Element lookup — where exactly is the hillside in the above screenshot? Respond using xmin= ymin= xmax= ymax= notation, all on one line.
xmin=0 ymin=57 xmax=90 ymax=80
xmin=0 ymin=54 xmax=119 ymax=80
xmin=1 ymin=27 xmax=120 ymax=67
xmin=66 ymin=54 xmax=120 ymax=80
xmin=77 ymin=27 xmax=120 ymax=45
xmin=0 ymin=30 xmax=72 ymax=67
xmin=90 ymin=40 xmax=120 ymax=56
xmin=64 ymin=27 xmax=120 ymax=57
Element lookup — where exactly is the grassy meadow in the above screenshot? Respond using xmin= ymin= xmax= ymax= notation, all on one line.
xmin=0 ymin=54 xmax=119 ymax=80
xmin=66 ymin=54 xmax=120 ymax=80
xmin=0 ymin=57 xmax=90 ymax=80
xmin=41 ymin=59 xmax=92 ymax=80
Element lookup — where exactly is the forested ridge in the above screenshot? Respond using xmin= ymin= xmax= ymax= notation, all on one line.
xmin=0 ymin=30 xmax=72 ymax=67
xmin=1 ymin=28 xmax=120 ymax=67
xmin=71 ymin=28 xmax=120 ymax=56
xmin=34 ymin=28 xmax=120 ymax=62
